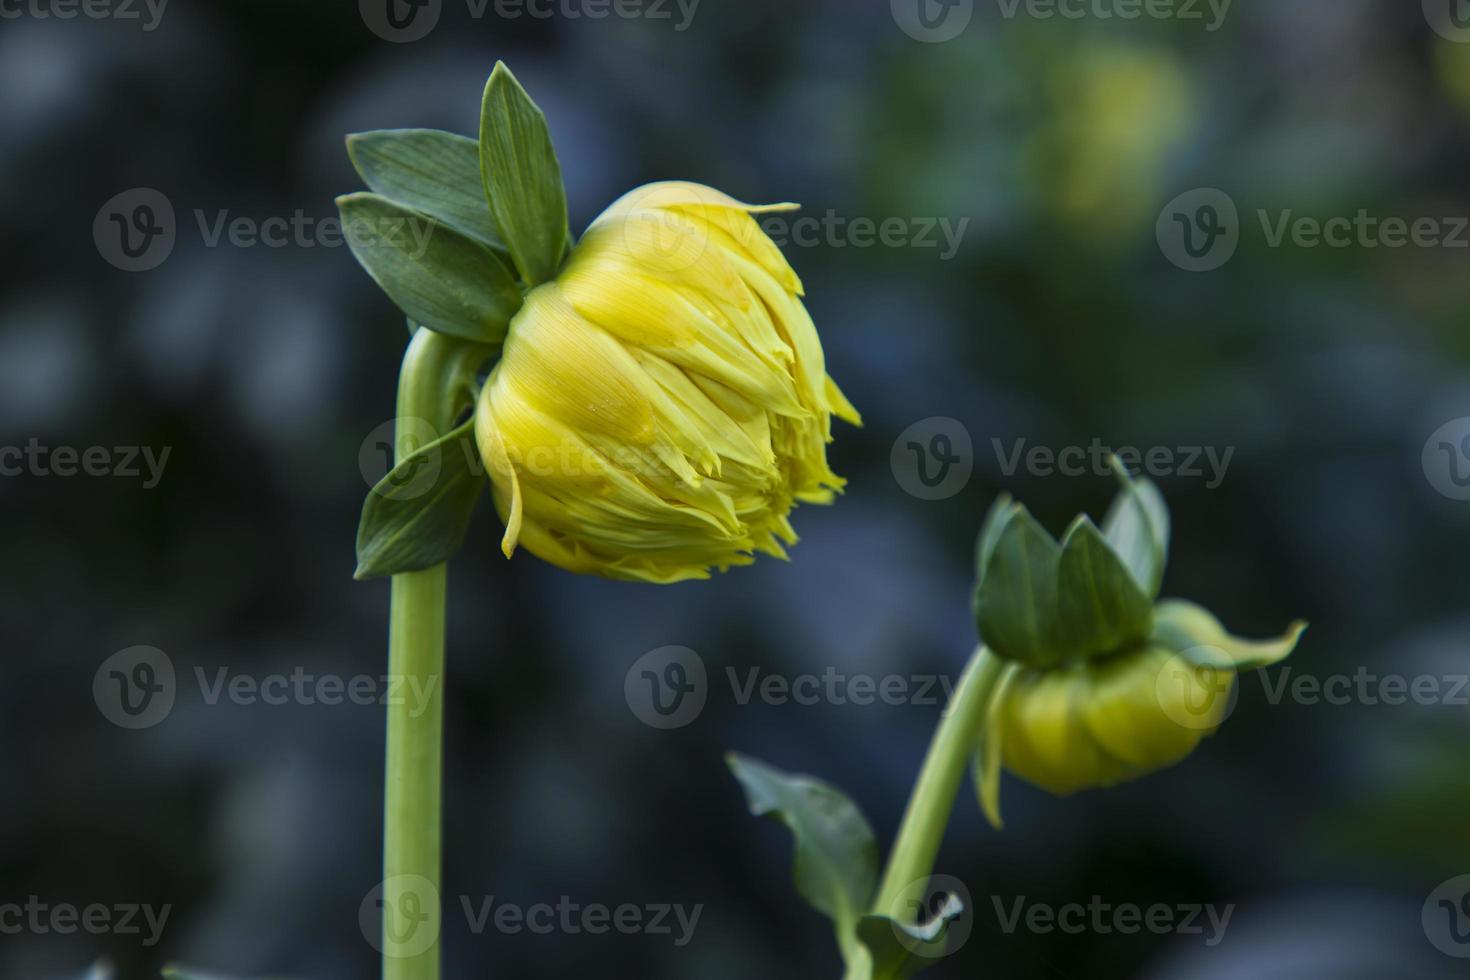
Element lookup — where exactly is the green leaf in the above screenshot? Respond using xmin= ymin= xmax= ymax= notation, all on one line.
xmin=346 ymin=128 xmax=510 ymax=261
xmin=479 ymin=62 xmax=570 ymax=286
xmin=355 ymin=419 xmax=486 ymax=579
xmin=726 ymin=753 xmax=879 ymax=967
xmin=855 ymin=894 xmax=968 ymax=980
xmin=1152 ymin=599 xmax=1307 ymax=671
xmin=336 ymin=192 xmax=521 ymax=344
xmin=1102 ymin=457 xmax=1170 ymax=597
xmin=1056 ymin=516 xmax=1155 ymax=660
xmin=972 ymin=505 xmax=1068 ymax=667
xmin=973 ymin=493 xmax=1015 ymax=588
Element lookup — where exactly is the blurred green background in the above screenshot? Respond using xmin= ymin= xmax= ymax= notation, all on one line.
xmin=2 ymin=0 xmax=1469 ymax=977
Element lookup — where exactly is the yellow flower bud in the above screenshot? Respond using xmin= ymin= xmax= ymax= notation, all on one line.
xmin=976 ymin=602 xmax=1306 ymax=827
xmin=474 ymin=182 xmax=861 ymax=583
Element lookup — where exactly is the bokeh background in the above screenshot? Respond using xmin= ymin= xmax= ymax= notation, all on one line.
xmin=3 ymin=0 xmax=1470 ymax=977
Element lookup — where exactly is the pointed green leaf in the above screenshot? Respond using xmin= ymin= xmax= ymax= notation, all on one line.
xmin=1102 ymin=458 xmax=1170 ymax=597
xmin=855 ymin=894 xmax=967 ymax=980
xmin=355 ymin=419 xmax=486 ymax=579
xmin=346 ymin=128 xmax=510 ymax=260
xmin=1057 ymin=516 xmax=1155 ymax=660
xmin=973 ymin=506 xmax=1067 ymax=667
xmin=1153 ymin=599 xmax=1307 ymax=671
xmin=336 ymin=192 xmax=521 ymax=344
xmin=726 ymin=753 xmax=878 ymax=967
xmin=973 ymin=493 xmax=1015 ymax=588
xmin=479 ymin=62 xmax=570 ymax=286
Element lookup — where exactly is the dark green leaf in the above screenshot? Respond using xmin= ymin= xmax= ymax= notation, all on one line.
xmin=336 ymin=192 xmax=521 ymax=344
xmin=355 ymin=419 xmax=486 ymax=579
xmin=1056 ymin=516 xmax=1154 ymax=660
xmin=973 ymin=506 xmax=1067 ymax=666
xmin=1102 ymin=458 xmax=1170 ymax=597
xmin=479 ymin=62 xmax=569 ymax=286
xmin=726 ymin=753 xmax=878 ymax=965
xmin=855 ymin=893 xmax=967 ymax=980
xmin=973 ymin=493 xmax=1015 ymax=588
xmin=346 ymin=128 xmax=510 ymax=260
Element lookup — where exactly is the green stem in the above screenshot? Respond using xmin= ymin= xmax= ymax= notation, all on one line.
xmin=870 ymin=646 xmax=1003 ymax=921
xmin=382 ymin=329 xmax=487 ymax=980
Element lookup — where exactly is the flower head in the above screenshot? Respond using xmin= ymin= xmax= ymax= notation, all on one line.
xmin=474 ymin=182 xmax=861 ymax=583
xmin=971 ymin=465 xmax=1306 ymax=826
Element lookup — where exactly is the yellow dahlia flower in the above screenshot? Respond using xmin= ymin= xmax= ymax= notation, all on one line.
xmin=474 ymin=182 xmax=861 ymax=584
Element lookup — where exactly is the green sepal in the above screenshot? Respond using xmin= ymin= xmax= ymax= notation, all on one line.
xmin=972 ymin=504 xmax=1067 ymax=667
xmin=355 ymin=419 xmax=486 ymax=579
xmin=1102 ymin=458 xmax=1170 ymax=598
xmin=346 ymin=128 xmax=511 ymax=262
xmin=725 ymin=753 xmax=878 ymax=969
xmin=1056 ymin=515 xmax=1155 ymax=659
xmin=336 ymin=192 xmax=521 ymax=344
xmin=854 ymin=895 xmax=967 ymax=980
xmin=1152 ymin=599 xmax=1307 ymax=671
xmin=479 ymin=61 xmax=570 ymax=286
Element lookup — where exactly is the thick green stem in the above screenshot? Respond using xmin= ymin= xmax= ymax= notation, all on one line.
xmin=871 ymin=646 xmax=1003 ymax=921
xmin=381 ymin=329 xmax=486 ymax=980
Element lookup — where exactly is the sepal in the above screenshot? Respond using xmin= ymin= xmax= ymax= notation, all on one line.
xmin=355 ymin=419 xmax=486 ymax=579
